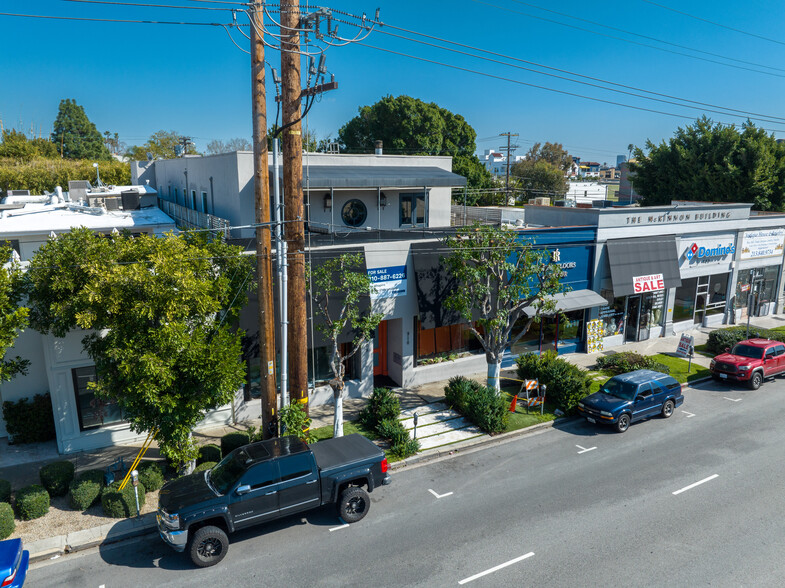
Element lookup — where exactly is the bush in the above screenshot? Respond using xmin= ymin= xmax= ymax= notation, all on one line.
xmin=220 ymin=431 xmax=251 ymax=457
xmin=443 ymin=376 xmax=509 ymax=434
xmin=16 ymin=484 xmax=50 ymax=520
xmin=595 ymin=352 xmax=670 ymax=375
xmin=138 ymin=462 xmax=165 ymax=492
xmin=197 ymin=444 xmax=221 ymax=465
xmin=0 ymin=503 xmax=14 ymax=540
xmin=0 ymin=480 xmax=10 ymax=504
xmin=101 ymin=480 xmax=146 ymax=518
xmin=375 ymin=418 xmax=405 ymax=442
xmin=516 ymin=351 xmax=592 ymax=414
xmin=358 ymin=387 xmax=401 ymax=431
xmin=193 ymin=461 xmax=217 ymax=474
xmin=280 ymin=402 xmax=313 ymax=443
xmin=39 ymin=461 xmax=75 ymax=497
xmin=391 ymin=438 xmax=420 ymax=459
xmin=705 ymin=326 xmax=785 ymax=355
xmin=69 ymin=469 xmax=105 ymax=510
xmin=1 ymin=392 xmax=56 ymax=444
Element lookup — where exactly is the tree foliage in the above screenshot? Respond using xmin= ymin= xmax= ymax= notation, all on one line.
xmin=126 ymin=130 xmax=197 ymax=160
xmin=0 ymin=157 xmax=130 ymax=198
xmin=442 ymin=224 xmax=566 ymax=389
xmin=51 ymin=99 xmax=111 ymax=160
xmin=0 ymin=245 xmax=29 ymax=382
xmin=631 ymin=117 xmax=785 ymax=211
xmin=26 ymin=229 xmax=254 ymax=467
xmin=206 ymin=137 xmax=252 ymax=155
xmin=306 ymin=253 xmax=383 ymax=437
xmin=338 ymin=94 xmax=492 ymax=188
xmin=510 ymin=159 xmax=568 ymax=203
xmin=0 ymin=130 xmax=58 ymax=161
xmin=525 ymin=142 xmax=573 ymax=173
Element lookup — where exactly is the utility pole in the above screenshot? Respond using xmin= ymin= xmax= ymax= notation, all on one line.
xmin=500 ymin=132 xmax=519 ymax=205
xmin=251 ymin=1 xmax=278 ymax=439
xmin=178 ymin=136 xmax=192 ymax=157
xmin=281 ymin=0 xmax=309 ymax=413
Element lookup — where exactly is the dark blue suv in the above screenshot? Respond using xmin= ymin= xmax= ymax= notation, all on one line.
xmin=577 ymin=369 xmax=684 ymax=433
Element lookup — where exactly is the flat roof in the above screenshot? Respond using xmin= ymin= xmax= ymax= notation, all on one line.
xmin=297 ymin=165 xmax=467 ymax=188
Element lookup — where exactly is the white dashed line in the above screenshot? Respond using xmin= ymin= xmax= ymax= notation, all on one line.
xmin=723 ymin=397 xmax=742 ymax=402
xmin=576 ymin=444 xmax=597 ymax=454
xmin=458 ymin=552 xmax=535 ymax=584
xmin=329 ymin=523 xmax=349 ymax=532
xmin=673 ymin=474 xmax=719 ymax=496
xmin=682 ymin=411 xmax=695 ymax=418
xmin=428 ymin=488 xmax=454 ymax=499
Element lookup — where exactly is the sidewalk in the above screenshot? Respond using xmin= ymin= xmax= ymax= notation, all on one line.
xmin=7 ymin=317 xmax=784 ymax=562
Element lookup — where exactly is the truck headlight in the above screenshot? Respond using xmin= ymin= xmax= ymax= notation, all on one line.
xmin=710 ymin=360 xmax=715 ymax=370
xmin=739 ymin=365 xmax=751 ymax=371
xmin=160 ymin=509 xmax=180 ymax=530
xmin=600 ymin=411 xmax=613 ymax=417
xmin=578 ymin=402 xmax=585 ymax=409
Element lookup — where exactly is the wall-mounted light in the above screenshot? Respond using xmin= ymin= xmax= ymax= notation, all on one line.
xmin=379 ymin=192 xmax=387 ymax=208
xmin=324 ymin=192 xmax=332 ymax=210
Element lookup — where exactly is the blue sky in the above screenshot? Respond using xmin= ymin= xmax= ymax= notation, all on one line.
xmin=2 ymin=1 xmax=785 ymax=165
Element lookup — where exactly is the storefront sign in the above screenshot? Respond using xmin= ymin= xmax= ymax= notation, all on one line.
xmin=740 ymin=229 xmax=785 ymax=260
xmin=368 ymin=265 xmax=407 ymax=299
xmin=551 ymin=249 xmax=577 ymax=270
xmin=684 ymin=242 xmax=735 ymax=261
xmin=676 ymin=334 xmax=694 ymax=358
xmin=633 ymin=273 xmax=664 ymax=293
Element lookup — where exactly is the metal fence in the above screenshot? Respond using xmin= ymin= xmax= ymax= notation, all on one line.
xmin=158 ymin=199 xmax=232 ymax=237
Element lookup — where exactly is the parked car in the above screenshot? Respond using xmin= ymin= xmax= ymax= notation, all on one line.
xmin=710 ymin=338 xmax=785 ymax=389
xmin=0 ymin=538 xmax=29 ymax=588
xmin=578 ymin=369 xmax=684 ymax=433
xmin=157 ymin=434 xmax=391 ymax=567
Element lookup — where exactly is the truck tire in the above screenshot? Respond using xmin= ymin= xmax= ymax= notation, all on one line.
xmin=189 ymin=525 xmax=229 ymax=568
xmin=748 ymin=371 xmax=763 ymax=390
xmin=615 ymin=413 xmax=630 ymax=433
xmin=661 ymin=399 xmax=675 ymax=418
xmin=338 ymin=486 xmax=370 ymax=523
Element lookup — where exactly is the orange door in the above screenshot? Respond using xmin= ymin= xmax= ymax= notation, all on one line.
xmin=373 ymin=321 xmax=388 ymax=376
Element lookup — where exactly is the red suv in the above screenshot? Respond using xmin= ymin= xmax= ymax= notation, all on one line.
xmin=710 ymin=338 xmax=785 ymax=389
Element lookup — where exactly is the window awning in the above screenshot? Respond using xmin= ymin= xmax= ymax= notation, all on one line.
xmin=523 ymin=289 xmax=608 ymax=316
xmin=296 ymin=166 xmax=467 ymax=189
xmin=606 ymin=235 xmax=681 ymax=297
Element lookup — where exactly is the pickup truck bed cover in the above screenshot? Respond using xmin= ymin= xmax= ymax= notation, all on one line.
xmin=309 ymin=434 xmax=383 ymax=474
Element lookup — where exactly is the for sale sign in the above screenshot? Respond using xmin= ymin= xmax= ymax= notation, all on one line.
xmin=632 ymin=273 xmax=665 ymax=293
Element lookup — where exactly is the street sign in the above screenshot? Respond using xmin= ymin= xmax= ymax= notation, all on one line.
xmin=676 ymin=334 xmax=694 ymax=358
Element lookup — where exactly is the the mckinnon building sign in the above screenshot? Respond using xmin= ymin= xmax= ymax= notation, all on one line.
xmin=625 ymin=211 xmax=734 ymax=225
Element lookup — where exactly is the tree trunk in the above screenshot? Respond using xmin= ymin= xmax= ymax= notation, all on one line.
xmin=330 ymin=378 xmax=345 ymax=438
xmin=487 ymin=357 xmax=503 ymax=392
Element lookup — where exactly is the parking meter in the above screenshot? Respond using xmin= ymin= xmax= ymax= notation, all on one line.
xmin=539 ymin=384 xmax=547 ymax=415
xmin=413 ymin=411 xmax=419 ymax=440
xmin=131 ymin=470 xmax=141 ymax=517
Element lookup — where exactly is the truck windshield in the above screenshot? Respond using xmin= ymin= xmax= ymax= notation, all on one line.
xmin=209 ymin=450 xmax=250 ymax=495
xmin=600 ymin=379 xmax=637 ymax=401
xmin=731 ymin=344 xmax=764 ymax=359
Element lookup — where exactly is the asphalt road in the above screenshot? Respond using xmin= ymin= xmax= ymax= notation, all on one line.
xmin=28 ymin=376 xmax=785 ymax=587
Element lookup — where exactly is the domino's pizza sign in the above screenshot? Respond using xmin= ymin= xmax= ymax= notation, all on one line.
xmin=684 ymin=242 xmax=735 ymax=263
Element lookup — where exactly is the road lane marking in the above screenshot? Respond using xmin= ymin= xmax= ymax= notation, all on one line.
xmin=723 ymin=397 xmax=742 ymax=402
xmin=576 ymin=444 xmax=597 ymax=454
xmin=672 ymin=474 xmax=719 ymax=495
xmin=429 ymin=488 xmax=453 ymax=499
xmin=458 ymin=552 xmax=535 ymax=584
xmin=329 ymin=523 xmax=349 ymax=532
xmin=682 ymin=411 xmax=695 ymax=418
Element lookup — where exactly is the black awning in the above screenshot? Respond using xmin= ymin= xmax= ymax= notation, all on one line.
xmin=606 ymin=235 xmax=681 ymax=297
xmin=523 ymin=289 xmax=608 ymax=316
xmin=306 ymin=247 xmax=370 ymax=346
xmin=410 ymin=241 xmax=465 ymax=330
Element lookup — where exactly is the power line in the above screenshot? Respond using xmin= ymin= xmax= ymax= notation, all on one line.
xmin=61 ymin=0 xmax=236 ymax=10
xmin=0 ymin=11 xmax=228 ymax=25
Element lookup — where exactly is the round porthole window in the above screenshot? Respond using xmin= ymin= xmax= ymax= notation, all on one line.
xmin=341 ymin=199 xmax=368 ymax=227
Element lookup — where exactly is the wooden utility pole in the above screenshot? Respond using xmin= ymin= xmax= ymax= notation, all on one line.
xmin=251 ymin=1 xmax=278 ymax=439
xmin=281 ymin=0 xmax=309 ymax=412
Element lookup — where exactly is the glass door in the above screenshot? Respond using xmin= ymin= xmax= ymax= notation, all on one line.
xmin=625 ymin=296 xmax=641 ymax=342
xmin=694 ymin=276 xmax=709 ymax=325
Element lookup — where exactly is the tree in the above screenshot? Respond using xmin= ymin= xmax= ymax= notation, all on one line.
xmin=103 ymin=131 xmax=125 ymax=156
xmin=307 ymin=253 xmax=383 ymax=438
xmin=50 ymin=99 xmax=111 ymax=160
xmin=631 ymin=117 xmax=785 ymax=211
xmin=206 ymin=137 xmax=252 ymax=155
xmin=126 ymin=130 xmax=198 ymax=160
xmin=26 ymin=228 xmax=254 ymax=469
xmin=338 ymin=95 xmax=491 ymax=188
xmin=510 ymin=159 xmax=568 ymax=203
xmin=442 ymin=224 xmax=566 ymax=390
xmin=0 ymin=130 xmax=57 ymax=161
xmin=525 ymin=142 xmax=572 ymax=173
xmin=0 ymin=245 xmax=29 ymax=382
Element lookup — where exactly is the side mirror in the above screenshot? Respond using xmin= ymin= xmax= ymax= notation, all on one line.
xmin=236 ymin=484 xmax=251 ymax=496
xmin=725 ymin=347 xmax=730 ymax=353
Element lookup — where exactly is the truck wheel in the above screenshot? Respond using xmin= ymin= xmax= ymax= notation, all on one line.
xmin=338 ymin=487 xmax=370 ymax=523
xmin=189 ymin=525 xmax=228 ymax=568
xmin=661 ymin=400 xmax=675 ymax=418
xmin=616 ymin=414 xmax=630 ymax=433
xmin=748 ymin=372 xmax=763 ymax=390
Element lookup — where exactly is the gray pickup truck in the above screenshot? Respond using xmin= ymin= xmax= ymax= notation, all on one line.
xmin=157 ymin=434 xmax=391 ymax=567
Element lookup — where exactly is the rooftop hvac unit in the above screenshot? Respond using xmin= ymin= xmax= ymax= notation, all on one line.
xmin=88 ymin=196 xmax=105 ymax=208
xmin=7 ymin=190 xmax=30 ymax=196
xmin=121 ymin=191 xmax=141 ymax=210
xmin=105 ymin=197 xmax=121 ymax=211
xmin=533 ymin=197 xmax=550 ymax=206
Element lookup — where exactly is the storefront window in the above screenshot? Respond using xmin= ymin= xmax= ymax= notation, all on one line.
xmin=72 ymin=366 xmax=124 ymax=431
xmin=559 ymin=310 xmax=584 ymax=342
xmin=510 ymin=316 xmax=541 ymax=356
xmin=737 ymin=265 xmax=780 ymax=317
xmin=673 ymin=278 xmax=697 ymax=323
xmin=415 ymin=318 xmax=481 ymax=364
xmin=706 ymin=273 xmax=729 ymax=316
xmin=598 ymin=289 xmax=625 ymax=337
xmin=310 ymin=344 xmax=360 ymax=384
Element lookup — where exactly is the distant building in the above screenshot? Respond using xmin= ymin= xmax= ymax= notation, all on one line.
xmin=618 ymin=160 xmax=642 ymax=202
xmin=481 ymin=149 xmax=525 ymax=178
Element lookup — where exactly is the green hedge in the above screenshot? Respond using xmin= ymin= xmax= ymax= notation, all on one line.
xmin=197 ymin=444 xmax=221 ymax=465
xmin=1 ymin=392 xmax=56 ymax=444
xmin=69 ymin=469 xmax=105 ymax=510
xmin=16 ymin=484 xmax=50 ymax=520
xmin=516 ymin=351 xmax=592 ymax=414
xmin=137 ymin=462 xmax=166 ymax=492
xmin=0 ymin=480 xmax=10 ymax=504
xmin=443 ymin=376 xmax=509 ymax=434
xmin=193 ymin=461 xmax=217 ymax=474
xmin=374 ymin=418 xmax=419 ymax=459
xmin=358 ymin=388 xmax=401 ymax=431
xmin=594 ymin=352 xmax=670 ymax=375
xmin=220 ymin=431 xmax=251 ymax=457
xmin=101 ymin=480 xmax=146 ymax=518
xmin=39 ymin=461 xmax=75 ymax=497
xmin=706 ymin=326 xmax=785 ymax=355
xmin=0 ymin=503 xmax=14 ymax=540
xmin=0 ymin=156 xmax=131 ymax=195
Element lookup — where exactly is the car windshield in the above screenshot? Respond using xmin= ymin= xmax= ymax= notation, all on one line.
xmin=731 ymin=344 xmax=764 ymax=359
xmin=600 ymin=378 xmax=638 ymax=401
xmin=208 ymin=449 xmax=250 ymax=495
